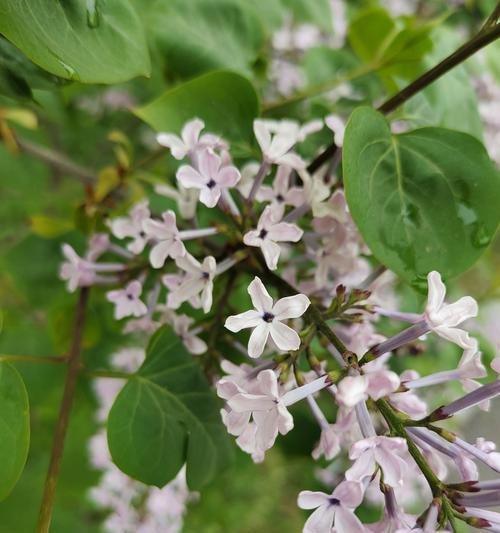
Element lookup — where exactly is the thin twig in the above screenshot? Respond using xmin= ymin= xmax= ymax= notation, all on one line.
xmin=16 ymin=137 xmax=95 ymax=184
xmin=37 ymin=288 xmax=89 ymax=533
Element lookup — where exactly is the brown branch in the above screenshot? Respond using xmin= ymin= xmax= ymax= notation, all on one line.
xmin=37 ymin=287 xmax=89 ymax=533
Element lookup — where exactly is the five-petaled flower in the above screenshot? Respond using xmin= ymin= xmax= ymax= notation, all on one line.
xmin=176 ymin=149 xmax=240 ymax=208
xmin=253 ymin=119 xmax=305 ymax=169
xmin=424 ymin=271 xmax=478 ymax=349
xmin=106 ymin=280 xmax=148 ymax=320
xmin=110 ymin=200 xmax=151 ymax=254
xmin=256 ymin=165 xmax=303 ymax=215
xmin=225 ymin=276 xmax=310 ymax=358
xmin=243 ymin=205 xmax=303 ymax=270
xmin=297 ymin=481 xmax=366 ymax=533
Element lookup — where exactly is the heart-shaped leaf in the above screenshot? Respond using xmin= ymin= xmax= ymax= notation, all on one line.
xmin=0 ymin=362 xmax=30 ymax=501
xmin=107 ymin=326 xmax=232 ymax=490
xmin=343 ymin=106 xmax=500 ymax=284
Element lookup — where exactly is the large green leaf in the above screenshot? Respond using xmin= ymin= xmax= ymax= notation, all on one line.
xmin=143 ymin=0 xmax=264 ymax=78
xmin=0 ymin=362 xmax=30 ymax=501
xmin=343 ymin=107 xmax=500 ymax=284
xmin=107 ymin=326 xmax=232 ymax=490
xmin=0 ymin=0 xmax=150 ymax=83
xmin=135 ymin=71 xmax=259 ymax=149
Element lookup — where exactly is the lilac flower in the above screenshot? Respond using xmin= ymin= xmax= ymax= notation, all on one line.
xmin=59 ymin=244 xmax=96 ymax=291
xmin=158 ymin=308 xmax=207 ymax=355
xmin=256 ymin=165 xmax=303 ymax=214
xmin=325 ymin=114 xmax=345 ymax=146
xmin=312 ymin=425 xmax=341 ymax=461
xmin=167 ymin=253 xmax=216 ymax=313
xmin=243 ymin=205 xmax=303 ymax=270
xmin=87 ymin=233 xmax=110 ymax=261
xmin=156 ymin=117 xmax=216 ymax=160
xmin=110 ymin=201 xmax=151 ymax=254
xmin=424 ymin=271 xmax=478 ymax=349
xmin=218 ymin=369 xmax=294 ymax=460
xmin=336 ymin=363 xmax=400 ymax=408
xmin=142 ymin=210 xmax=186 ymax=268
xmin=176 ymin=149 xmax=240 ymax=208
xmin=106 ymin=281 xmax=148 ymax=320
xmin=297 ymin=481 xmax=365 ymax=533
xmin=225 ymin=276 xmax=310 ymax=358
xmin=346 ymin=436 xmax=409 ymax=488
xmin=254 ymin=119 xmax=305 ymax=169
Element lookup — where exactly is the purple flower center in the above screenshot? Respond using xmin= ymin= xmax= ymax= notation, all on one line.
xmin=127 ymin=293 xmax=134 ymax=301
xmin=259 ymin=228 xmax=268 ymax=239
xmin=202 ymin=271 xmax=210 ymax=280
xmin=276 ymin=194 xmax=284 ymax=203
xmin=207 ymin=179 xmax=216 ymax=189
xmin=262 ymin=312 xmax=274 ymax=323
xmin=328 ymin=498 xmax=340 ymax=506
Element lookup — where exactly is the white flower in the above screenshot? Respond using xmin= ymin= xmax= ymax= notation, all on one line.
xmin=110 ymin=200 xmax=151 ymax=254
xmin=59 ymin=244 xmax=96 ymax=292
xmin=297 ymin=481 xmax=365 ymax=533
xmin=346 ymin=436 xmax=409 ymax=488
xmin=156 ymin=118 xmax=214 ymax=160
xmin=167 ymin=253 xmax=216 ymax=313
xmin=106 ymin=280 xmax=148 ymax=320
xmin=243 ymin=205 xmax=303 ymax=270
xmin=142 ymin=210 xmax=186 ymax=268
xmin=253 ymin=119 xmax=305 ymax=169
xmin=256 ymin=165 xmax=303 ymax=214
xmin=218 ymin=369 xmax=294 ymax=459
xmin=225 ymin=276 xmax=310 ymax=358
xmin=176 ymin=149 xmax=240 ymax=208
xmin=424 ymin=271 xmax=478 ymax=349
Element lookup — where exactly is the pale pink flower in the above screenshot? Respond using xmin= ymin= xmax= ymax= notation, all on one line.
xmin=106 ymin=281 xmax=148 ymax=320
xmin=253 ymin=119 xmax=305 ymax=169
xmin=167 ymin=253 xmax=216 ymax=313
xmin=312 ymin=425 xmax=341 ymax=461
xmin=424 ymin=271 xmax=478 ymax=349
xmin=176 ymin=149 xmax=240 ymax=208
xmin=297 ymin=481 xmax=365 ymax=533
xmin=218 ymin=369 xmax=294 ymax=459
xmin=110 ymin=200 xmax=151 ymax=254
xmin=243 ymin=206 xmax=303 ymax=270
xmin=59 ymin=244 xmax=96 ymax=291
xmin=325 ymin=114 xmax=346 ymax=146
xmin=87 ymin=233 xmax=110 ymax=261
xmin=256 ymin=165 xmax=303 ymax=213
xmin=225 ymin=276 xmax=310 ymax=358
xmin=156 ymin=118 xmax=215 ymax=160
xmin=336 ymin=362 xmax=400 ymax=408
xmin=346 ymin=436 xmax=409 ymax=488
xmin=142 ymin=210 xmax=186 ymax=268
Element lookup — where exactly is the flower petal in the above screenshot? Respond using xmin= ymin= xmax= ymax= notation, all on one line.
xmin=332 ymin=480 xmax=364 ymax=508
xmin=247 ymin=276 xmax=273 ymax=312
xmin=176 ymin=165 xmax=204 ymax=189
xmin=261 ymin=240 xmax=282 ymax=270
xmin=248 ymin=322 xmax=270 ymax=358
xmin=217 ymin=165 xmax=241 ymax=187
xmin=297 ymin=491 xmax=329 ymax=510
xmin=267 ymin=221 xmax=303 ymax=242
xmin=198 ymin=149 xmax=221 ymax=178
xmin=426 ymin=271 xmax=446 ymax=314
xmin=254 ymin=120 xmax=271 ymax=153
xmin=272 ymin=294 xmax=310 ymax=320
xmin=334 ymin=506 xmax=365 ymax=533
xmin=225 ymin=310 xmax=262 ymax=332
xmin=269 ymin=321 xmax=300 ymax=351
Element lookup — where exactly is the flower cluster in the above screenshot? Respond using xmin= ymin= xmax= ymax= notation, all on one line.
xmin=59 ymin=113 xmax=500 ymax=532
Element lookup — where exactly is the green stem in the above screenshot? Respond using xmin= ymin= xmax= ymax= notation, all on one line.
xmin=37 ymin=288 xmax=89 ymax=533
xmin=263 ymin=63 xmax=376 ymax=113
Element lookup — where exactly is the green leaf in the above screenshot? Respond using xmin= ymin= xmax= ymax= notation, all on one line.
xmin=343 ymin=107 xmax=500 ymax=284
xmin=348 ymin=8 xmax=434 ymax=91
xmin=144 ymin=0 xmax=264 ymax=78
xmin=107 ymin=326 xmax=232 ymax=490
xmin=0 ymin=362 xmax=30 ymax=501
xmin=135 ymin=71 xmax=259 ymax=148
xmin=0 ymin=0 xmax=150 ymax=84
xmin=281 ymin=0 xmax=332 ymax=33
